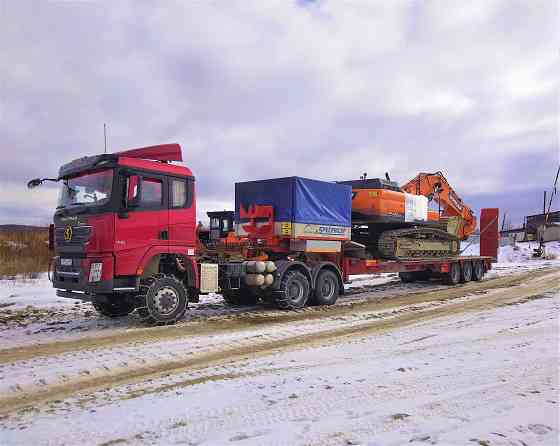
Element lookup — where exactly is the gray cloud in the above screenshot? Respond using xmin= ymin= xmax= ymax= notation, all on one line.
xmin=0 ymin=0 xmax=558 ymax=226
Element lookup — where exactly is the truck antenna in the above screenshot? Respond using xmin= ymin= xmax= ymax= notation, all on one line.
xmin=104 ymin=123 xmax=107 ymax=154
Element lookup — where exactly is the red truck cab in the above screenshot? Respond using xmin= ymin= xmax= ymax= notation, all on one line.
xmin=51 ymin=144 xmax=199 ymax=323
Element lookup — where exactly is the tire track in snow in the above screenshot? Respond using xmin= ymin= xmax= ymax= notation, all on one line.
xmin=0 ymin=269 xmax=558 ymax=416
xmin=1 ymin=267 xmax=557 ymax=365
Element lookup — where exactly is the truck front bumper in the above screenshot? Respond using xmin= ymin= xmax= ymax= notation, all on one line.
xmin=53 ymin=255 xmax=138 ymax=298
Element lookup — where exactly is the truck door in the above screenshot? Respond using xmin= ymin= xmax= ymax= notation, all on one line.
xmin=168 ymin=176 xmax=196 ymax=253
xmin=114 ymin=173 xmax=169 ymax=276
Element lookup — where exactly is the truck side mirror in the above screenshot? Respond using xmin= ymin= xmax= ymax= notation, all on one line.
xmin=27 ymin=178 xmax=43 ymax=189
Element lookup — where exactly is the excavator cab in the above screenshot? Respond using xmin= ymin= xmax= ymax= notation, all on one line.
xmin=207 ymin=211 xmax=235 ymax=242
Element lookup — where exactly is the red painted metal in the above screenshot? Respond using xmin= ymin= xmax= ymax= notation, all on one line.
xmin=118 ymin=157 xmax=193 ymax=177
xmin=480 ymin=208 xmax=499 ymax=261
xmin=240 ymin=205 xmax=275 ymax=239
xmin=342 ymin=256 xmax=490 ymax=277
xmin=117 ymin=143 xmax=183 ymax=162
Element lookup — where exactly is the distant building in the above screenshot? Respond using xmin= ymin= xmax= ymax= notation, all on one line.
xmin=496 ymin=210 xmax=560 ymax=243
xmin=525 ymin=210 xmax=560 ymax=233
xmin=520 ymin=211 xmax=560 ymax=242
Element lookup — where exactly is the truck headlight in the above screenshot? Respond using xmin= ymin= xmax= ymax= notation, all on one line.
xmin=89 ymin=262 xmax=103 ymax=282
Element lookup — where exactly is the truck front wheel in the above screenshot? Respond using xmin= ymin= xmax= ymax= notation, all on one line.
xmin=137 ymin=274 xmax=188 ymax=324
xmin=91 ymin=295 xmax=135 ymax=318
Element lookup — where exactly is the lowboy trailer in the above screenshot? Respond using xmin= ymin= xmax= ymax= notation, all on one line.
xmin=28 ymin=144 xmax=497 ymax=324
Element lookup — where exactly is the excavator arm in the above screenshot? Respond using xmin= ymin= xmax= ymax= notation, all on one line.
xmin=401 ymin=172 xmax=476 ymax=240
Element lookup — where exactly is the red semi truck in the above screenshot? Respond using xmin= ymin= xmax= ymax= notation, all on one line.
xmin=28 ymin=144 xmax=497 ymax=324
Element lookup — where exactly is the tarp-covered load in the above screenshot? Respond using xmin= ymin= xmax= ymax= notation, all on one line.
xmin=235 ymin=176 xmax=352 ymax=242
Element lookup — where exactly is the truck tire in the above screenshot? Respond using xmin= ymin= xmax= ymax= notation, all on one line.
xmin=222 ymin=288 xmax=258 ymax=306
xmin=91 ymin=295 xmax=135 ymax=318
xmin=472 ymin=260 xmax=484 ymax=281
xmin=274 ymin=270 xmax=310 ymax=310
xmin=460 ymin=261 xmax=473 ymax=283
xmin=443 ymin=262 xmax=461 ymax=285
xmin=399 ymin=272 xmax=416 ymax=283
xmin=137 ymin=274 xmax=188 ymax=324
xmin=311 ymin=270 xmax=340 ymax=306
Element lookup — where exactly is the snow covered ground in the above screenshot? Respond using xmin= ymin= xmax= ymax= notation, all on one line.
xmin=1 ymin=282 xmax=558 ymax=446
xmin=0 ymin=243 xmax=559 ymax=445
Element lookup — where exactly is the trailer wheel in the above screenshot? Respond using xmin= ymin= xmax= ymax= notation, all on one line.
xmin=460 ymin=261 xmax=473 ymax=283
xmin=444 ymin=262 xmax=461 ymax=285
xmin=275 ymin=270 xmax=310 ymax=310
xmin=137 ymin=274 xmax=188 ymax=324
xmin=91 ymin=295 xmax=135 ymax=318
xmin=222 ymin=288 xmax=258 ymax=306
xmin=311 ymin=270 xmax=340 ymax=306
xmin=472 ymin=261 xmax=484 ymax=281
xmin=399 ymin=272 xmax=416 ymax=283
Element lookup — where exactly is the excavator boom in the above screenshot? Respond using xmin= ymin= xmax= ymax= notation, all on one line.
xmin=401 ymin=171 xmax=476 ymax=240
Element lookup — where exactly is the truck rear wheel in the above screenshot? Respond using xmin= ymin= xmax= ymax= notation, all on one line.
xmin=444 ymin=262 xmax=461 ymax=285
xmin=222 ymin=288 xmax=258 ymax=306
xmin=91 ymin=295 xmax=135 ymax=318
xmin=311 ymin=270 xmax=339 ymax=306
xmin=274 ymin=270 xmax=310 ymax=310
xmin=137 ymin=274 xmax=188 ymax=324
xmin=460 ymin=261 xmax=473 ymax=283
xmin=472 ymin=261 xmax=484 ymax=281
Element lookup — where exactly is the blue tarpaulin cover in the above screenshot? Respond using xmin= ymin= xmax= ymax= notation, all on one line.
xmin=235 ymin=176 xmax=351 ymax=226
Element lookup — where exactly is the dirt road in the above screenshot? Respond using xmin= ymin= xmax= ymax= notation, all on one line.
xmin=0 ymin=267 xmax=558 ymax=419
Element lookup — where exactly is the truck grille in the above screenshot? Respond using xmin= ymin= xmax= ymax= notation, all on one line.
xmin=55 ymin=225 xmax=92 ymax=247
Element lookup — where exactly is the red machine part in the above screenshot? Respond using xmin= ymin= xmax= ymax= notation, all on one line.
xmin=117 ymin=143 xmax=183 ymax=162
xmin=240 ymin=205 xmax=275 ymax=238
xmin=480 ymin=208 xmax=499 ymax=260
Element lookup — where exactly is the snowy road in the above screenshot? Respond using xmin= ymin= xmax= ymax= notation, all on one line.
xmin=0 ymin=265 xmax=558 ymax=445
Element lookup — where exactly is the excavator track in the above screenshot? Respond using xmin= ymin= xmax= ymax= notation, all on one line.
xmin=377 ymin=227 xmax=460 ymax=260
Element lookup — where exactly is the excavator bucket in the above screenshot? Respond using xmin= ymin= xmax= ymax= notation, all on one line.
xmin=480 ymin=208 xmax=499 ymax=261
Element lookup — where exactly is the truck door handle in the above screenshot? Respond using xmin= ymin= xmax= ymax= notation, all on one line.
xmin=159 ymin=230 xmax=169 ymax=240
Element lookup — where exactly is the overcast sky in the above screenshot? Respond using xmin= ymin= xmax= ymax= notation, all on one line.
xmin=0 ymin=0 xmax=558 ymax=227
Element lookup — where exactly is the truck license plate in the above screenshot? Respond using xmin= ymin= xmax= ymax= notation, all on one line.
xmin=89 ymin=263 xmax=103 ymax=282
xmin=61 ymin=258 xmax=73 ymax=266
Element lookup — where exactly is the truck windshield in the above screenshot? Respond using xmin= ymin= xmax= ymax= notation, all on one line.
xmin=57 ymin=169 xmax=113 ymax=208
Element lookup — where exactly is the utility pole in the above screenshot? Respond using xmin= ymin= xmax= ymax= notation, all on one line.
xmin=104 ymin=123 xmax=107 ymax=154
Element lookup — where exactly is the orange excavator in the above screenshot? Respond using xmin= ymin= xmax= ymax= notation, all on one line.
xmin=340 ymin=171 xmax=476 ymax=259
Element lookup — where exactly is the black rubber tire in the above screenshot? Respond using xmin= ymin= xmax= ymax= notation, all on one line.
xmin=399 ymin=272 xmax=416 ymax=283
xmin=460 ymin=261 xmax=473 ymax=283
xmin=414 ymin=270 xmax=432 ymax=281
xmin=222 ymin=288 xmax=258 ymax=306
xmin=274 ymin=270 xmax=310 ymax=310
xmin=91 ymin=295 xmax=135 ymax=318
xmin=472 ymin=261 xmax=484 ymax=281
xmin=137 ymin=274 xmax=188 ymax=325
xmin=444 ymin=262 xmax=461 ymax=285
xmin=311 ymin=270 xmax=340 ymax=306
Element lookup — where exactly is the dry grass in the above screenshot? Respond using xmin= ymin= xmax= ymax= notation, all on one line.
xmin=0 ymin=230 xmax=51 ymax=279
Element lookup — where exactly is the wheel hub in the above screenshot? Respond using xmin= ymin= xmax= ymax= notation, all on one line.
xmin=288 ymin=283 xmax=302 ymax=301
xmin=153 ymin=286 xmax=179 ymax=315
xmin=321 ymin=279 xmax=334 ymax=297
